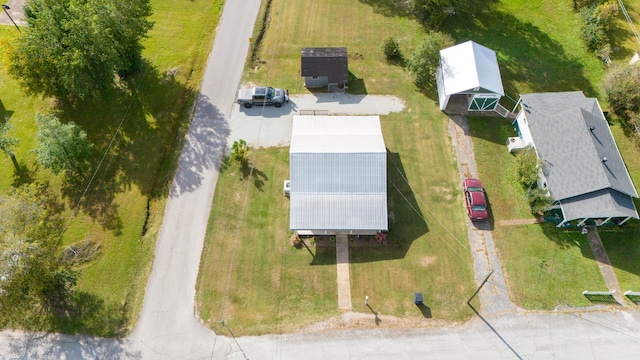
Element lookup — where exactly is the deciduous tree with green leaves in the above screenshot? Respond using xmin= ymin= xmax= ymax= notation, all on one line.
xmin=407 ymin=0 xmax=482 ymax=29
xmin=0 ymin=184 xmax=74 ymax=328
xmin=33 ymin=113 xmax=94 ymax=181
xmin=5 ymin=0 xmax=153 ymax=102
xmin=406 ymin=31 xmax=454 ymax=88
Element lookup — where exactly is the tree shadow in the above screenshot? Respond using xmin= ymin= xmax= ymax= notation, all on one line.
xmin=0 ymin=99 xmax=14 ymax=122
xmin=11 ymin=160 xmax=36 ymax=187
xmin=356 ymin=0 xmax=412 ymax=18
xmin=47 ymin=291 xmax=130 ymax=338
xmin=442 ymin=8 xmax=597 ymax=99
xmin=5 ymin=331 xmax=139 ymax=360
xmin=50 ymin=59 xmax=206 ymax=232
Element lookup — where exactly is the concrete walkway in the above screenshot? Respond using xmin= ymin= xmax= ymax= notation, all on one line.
xmin=448 ymin=114 xmax=517 ymax=315
xmin=336 ymin=234 xmax=352 ymax=310
xmin=585 ymin=227 xmax=626 ymax=305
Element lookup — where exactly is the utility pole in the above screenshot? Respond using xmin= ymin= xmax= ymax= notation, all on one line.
xmin=1 ymin=4 xmax=20 ymax=32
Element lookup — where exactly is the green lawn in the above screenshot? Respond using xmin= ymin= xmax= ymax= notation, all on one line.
xmin=196 ymin=0 xmax=476 ymax=335
xmin=0 ymin=0 xmax=223 ymax=336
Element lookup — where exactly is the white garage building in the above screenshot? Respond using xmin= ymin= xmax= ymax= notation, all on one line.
xmin=289 ymin=116 xmax=388 ymax=235
xmin=436 ymin=40 xmax=505 ymax=115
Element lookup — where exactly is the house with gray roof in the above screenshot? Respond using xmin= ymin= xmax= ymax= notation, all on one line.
xmin=508 ymin=91 xmax=639 ymax=227
xmin=289 ymin=115 xmax=387 ymax=235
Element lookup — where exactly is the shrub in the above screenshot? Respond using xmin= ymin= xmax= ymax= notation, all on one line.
xmin=515 ymin=147 xmax=540 ymax=189
xmin=579 ymin=2 xmax=618 ymax=50
xmin=381 ymin=37 xmax=401 ymax=60
xmin=406 ymin=31 xmax=454 ymax=88
xmin=603 ymin=63 xmax=640 ymax=114
xmin=527 ymin=187 xmax=553 ymax=214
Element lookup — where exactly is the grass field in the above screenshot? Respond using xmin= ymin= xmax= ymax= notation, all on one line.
xmin=196 ymin=0 xmax=477 ymax=335
xmin=0 ymin=0 xmax=223 ymax=336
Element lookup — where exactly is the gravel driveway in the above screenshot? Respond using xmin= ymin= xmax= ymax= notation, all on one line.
xmin=227 ymin=93 xmax=405 ymax=148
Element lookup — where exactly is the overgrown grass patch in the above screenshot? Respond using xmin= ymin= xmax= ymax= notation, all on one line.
xmin=0 ymin=0 xmax=223 ymax=336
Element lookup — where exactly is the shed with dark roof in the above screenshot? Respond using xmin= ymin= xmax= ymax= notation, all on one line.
xmin=301 ymin=47 xmax=348 ymax=91
xmin=508 ymin=91 xmax=638 ymax=227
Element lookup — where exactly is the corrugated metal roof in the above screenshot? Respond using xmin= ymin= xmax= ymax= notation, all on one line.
xmin=439 ymin=41 xmax=504 ymax=96
xmin=289 ymin=116 xmax=387 ymax=231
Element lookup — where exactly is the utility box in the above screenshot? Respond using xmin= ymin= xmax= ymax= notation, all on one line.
xmin=283 ymin=180 xmax=291 ymax=197
xmin=414 ymin=292 xmax=423 ymax=305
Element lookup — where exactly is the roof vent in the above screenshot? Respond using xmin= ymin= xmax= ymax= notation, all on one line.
xmin=602 ymin=157 xmax=608 ymax=163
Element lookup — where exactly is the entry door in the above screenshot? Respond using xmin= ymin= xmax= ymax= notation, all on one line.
xmin=468 ymin=94 xmax=500 ymax=111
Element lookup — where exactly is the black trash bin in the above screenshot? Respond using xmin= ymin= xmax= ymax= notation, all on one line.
xmin=414 ymin=292 xmax=423 ymax=305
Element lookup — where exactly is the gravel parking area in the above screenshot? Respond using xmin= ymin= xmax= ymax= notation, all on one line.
xmin=227 ymin=93 xmax=405 ymax=148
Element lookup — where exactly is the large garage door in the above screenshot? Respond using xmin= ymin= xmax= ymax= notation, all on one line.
xmin=468 ymin=94 xmax=500 ymax=111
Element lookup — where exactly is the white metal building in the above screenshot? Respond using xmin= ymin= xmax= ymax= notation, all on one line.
xmin=436 ymin=41 xmax=505 ymax=113
xmin=289 ymin=116 xmax=388 ymax=235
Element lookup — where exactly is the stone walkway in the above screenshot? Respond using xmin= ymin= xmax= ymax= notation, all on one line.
xmin=585 ymin=227 xmax=626 ymax=305
xmin=336 ymin=234 xmax=352 ymax=310
xmin=498 ymin=215 xmax=545 ymax=226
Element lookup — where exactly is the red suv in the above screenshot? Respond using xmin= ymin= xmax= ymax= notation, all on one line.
xmin=464 ymin=178 xmax=488 ymax=221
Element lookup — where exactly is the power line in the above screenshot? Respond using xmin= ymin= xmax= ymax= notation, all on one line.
xmin=618 ymin=0 xmax=640 ymax=47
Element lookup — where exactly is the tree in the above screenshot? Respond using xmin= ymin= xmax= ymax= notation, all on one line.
xmin=603 ymin=63 xmax=640 ymax=114
xmin=406 ymin=32 xmax=454 ymax=88
xmin=231 ymin=139 xmax=249 ymax=163
xmin=407 ymin=0 xmax=482 ymax=29
xmin=5 ymin=0 xmax=153 ymax=102
xmin=33 ymin=113 xmax=94 ymax=180
xmin=0 ymin=184 xmax=74 ymax=327
xmin=0 ymin=121 xmax=19 ymax=170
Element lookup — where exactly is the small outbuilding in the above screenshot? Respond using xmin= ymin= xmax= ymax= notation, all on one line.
xmin=301 ymin=47 xmax=349 ymax=91
xmin=436 ymin=41 xmax=505 ymax=115
xmin=289 ymin=115 xmax=387 ymax=235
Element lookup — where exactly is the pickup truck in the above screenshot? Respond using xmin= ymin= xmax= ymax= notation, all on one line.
xmin=237 ymin=86 xmax=287 ymax=108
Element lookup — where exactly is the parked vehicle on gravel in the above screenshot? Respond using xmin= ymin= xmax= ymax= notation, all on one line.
xmin=464 ymin=178 xmax=488 ymax=221
xmin=236 ymin=86 xmax=287 ymax=108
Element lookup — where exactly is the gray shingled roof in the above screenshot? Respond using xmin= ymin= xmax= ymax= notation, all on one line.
xmin=560 ymin=189 xmax=638 ymax=221
xmin=520 ymin=91 xmax=638 ymax=221
xmin=289 ymin=116 xmax=387 ymax=231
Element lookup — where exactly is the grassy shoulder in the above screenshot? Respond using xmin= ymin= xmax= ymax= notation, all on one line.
xmin=0 ymin=0 xmax=223 ymax=336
